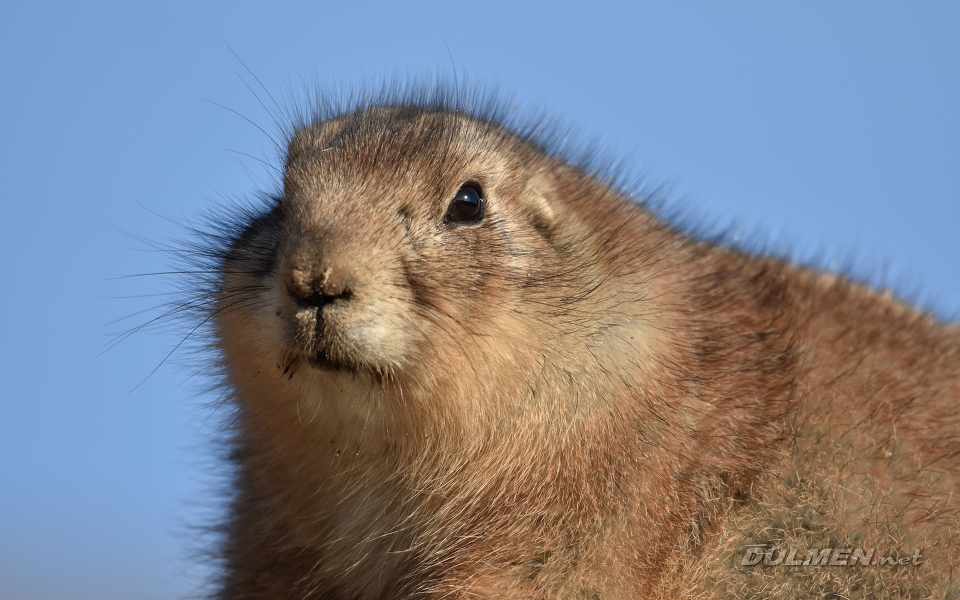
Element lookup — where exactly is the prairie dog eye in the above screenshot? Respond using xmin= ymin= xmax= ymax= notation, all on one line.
xmin=444 ymin=183 xmax=484 ymax=224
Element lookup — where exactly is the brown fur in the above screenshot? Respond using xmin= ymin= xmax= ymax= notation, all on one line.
xmin=206 ymin=101 xmax=960 ymax=599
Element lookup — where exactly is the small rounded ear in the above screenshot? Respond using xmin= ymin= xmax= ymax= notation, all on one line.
xmin=522 ymin=173 xmax=557 ymax=234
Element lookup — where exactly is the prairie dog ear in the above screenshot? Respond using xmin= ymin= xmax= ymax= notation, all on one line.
xmin=522 ymin=173 xmax=557 ymax=234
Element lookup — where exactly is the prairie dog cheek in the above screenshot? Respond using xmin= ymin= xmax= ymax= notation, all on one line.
xmin=338 ymin=295 xmax=421 ymax=368
xmin=216 ymin=284 xmax=287 ymax=386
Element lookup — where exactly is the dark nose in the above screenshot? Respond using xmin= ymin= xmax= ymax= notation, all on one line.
xmin=287 ymin=264 xmax=353 ymax=308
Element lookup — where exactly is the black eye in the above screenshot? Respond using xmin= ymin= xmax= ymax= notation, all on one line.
xmin=444 ymin=183 xmax=484 ymax=224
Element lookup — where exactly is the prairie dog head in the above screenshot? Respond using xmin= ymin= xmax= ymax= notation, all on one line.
xmin=277 ymin=108 xmax=558 ymax=372
xmin=214 ymin=105 xmax=663 ymax=446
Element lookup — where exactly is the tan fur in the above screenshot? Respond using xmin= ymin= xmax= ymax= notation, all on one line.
xmin=207 ymin=103 xmax=960 ymax=599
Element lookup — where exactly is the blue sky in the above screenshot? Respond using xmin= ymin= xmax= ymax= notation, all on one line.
xmin=1 ymin=2 xmax=958 ymax=599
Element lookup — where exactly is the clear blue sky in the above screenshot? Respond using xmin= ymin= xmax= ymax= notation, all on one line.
xmin=1 ymin=2 xmax=958 ymax=599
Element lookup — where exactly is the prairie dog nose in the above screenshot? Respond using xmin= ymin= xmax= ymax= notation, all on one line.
xmin=286 ymin=262 xmax=354 ymax=308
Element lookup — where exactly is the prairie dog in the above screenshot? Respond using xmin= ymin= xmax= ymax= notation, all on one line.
xmin=199 ymin=91 xmax=960 ymax=599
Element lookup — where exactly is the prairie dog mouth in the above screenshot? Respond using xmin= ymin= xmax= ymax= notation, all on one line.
xmin=307 ymin=350 xmax=354 ymax=372
xmin=285 ymin=301 xmax=362 ymax=372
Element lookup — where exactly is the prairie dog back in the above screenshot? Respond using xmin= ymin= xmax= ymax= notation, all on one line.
xmin=200 ymin=95 xmax=960 ymax=599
